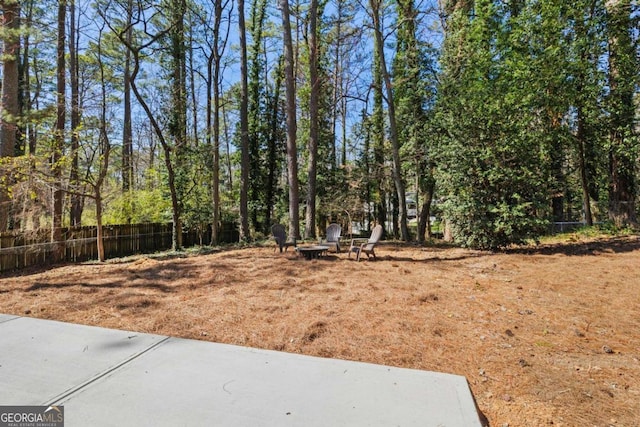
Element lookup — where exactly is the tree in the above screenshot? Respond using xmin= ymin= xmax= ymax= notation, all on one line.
xmin=434 ymin=0 xmax=550 ymax=249
xmin=69 ymin=0 xmax=83 ymax=226
xmin=101 ymin=0 xmax=184 ymax=250
xmin=203 ymin=0 xmax=231 ymax=244
xmin=0 ymin=0 xmax=21 ymax=230
xmin=371 ymin=44 xmax=387 ymax=233
xmin=238 ymin=0 xmax=251 ymax=240
xmin=567 ymin=0 xmax=608 ymax=227
xmin=167 ymin=0 xmax=188 ymax=250
xmin=304 ymin=0 xmax=320 ymax=239
xmin=121 ymin=0 xmax=134 ymax=222
xmin=3 ymin=0 xmax=637 ymax=261
xmin=392 ymin=0 xmax=437 ymax=242
xmin=327 ymin=0 xmax=360 ymax=169
xmin=605 ymin=0 xmax=637 ymax=226
xmin=51 ymin=0 xmax=65 ymax=259
xmin=264 ymin=56 xmax=286 ymax=233
xmin=280 ymin=0 xmax=300 ymax=240
xmin=247 ymin=0 xmax=269 ymax=234
xmin=0 ymin=0 xmax=19 ymax=159
xmin=89 ymin=22 xmax=112 ymax=261
xmin=20 ymin=0 xmax=43 ymax=158
xmin=370 ymin=0 xmax=409 ymax=241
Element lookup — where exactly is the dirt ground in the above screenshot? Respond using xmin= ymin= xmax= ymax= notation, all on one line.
xmin=1 ymin=234 xmax=639 ymax=426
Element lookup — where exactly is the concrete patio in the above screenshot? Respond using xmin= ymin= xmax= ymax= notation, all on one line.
xmin=0 ymin=314 xmax=486 ymax=426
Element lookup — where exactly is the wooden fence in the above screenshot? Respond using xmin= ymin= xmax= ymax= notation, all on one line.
xmin=0 ymin=222 xmax=239 ymax=274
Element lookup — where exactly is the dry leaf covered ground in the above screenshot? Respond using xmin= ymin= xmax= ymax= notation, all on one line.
xmin=1 ymin=235 xmax=639 ymax=426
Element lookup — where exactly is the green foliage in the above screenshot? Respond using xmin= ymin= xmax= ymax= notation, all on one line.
xmin=8 ymin=0 xmax=639 ymax=251
xmin=102 ymin=188 xmax=172 ymax=224
xmin=434 ymin=0 xmax=553 ymax=250
xmin=179 ymin=144 xmax=214 ymax=230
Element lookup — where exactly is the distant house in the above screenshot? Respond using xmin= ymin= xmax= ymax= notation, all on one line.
xmin=406 ymin=192 xmax=417 ymax=219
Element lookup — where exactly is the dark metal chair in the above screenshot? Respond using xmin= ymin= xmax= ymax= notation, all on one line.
xmin=271 ymin=224 xmax=297 ymax=253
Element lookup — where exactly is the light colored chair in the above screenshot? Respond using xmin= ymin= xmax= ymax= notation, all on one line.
xmin=319 ymin=223 xmax=342 ymax=253
xmin=271 ymin=224 xmax=297 ymax=253
xmin=348 ymin=224 xmax=383 ymax=261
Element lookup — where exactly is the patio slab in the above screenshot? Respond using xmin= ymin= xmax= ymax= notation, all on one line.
xmin=0 ymin=315 xmax=486 ymax=426
xmin=0 ymin=316 xmax=166 ymax=406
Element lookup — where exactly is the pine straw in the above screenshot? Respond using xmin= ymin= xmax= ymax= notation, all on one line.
xmin=2 ymin=236 xmax=640 ymax=426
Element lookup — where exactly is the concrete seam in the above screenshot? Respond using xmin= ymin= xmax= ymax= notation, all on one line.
xmin=44 ymin=336 xmax=172 ymax=406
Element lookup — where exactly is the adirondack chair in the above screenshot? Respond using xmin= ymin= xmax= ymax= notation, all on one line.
xmin=271 ymin=224 xmax=297 ymax=253
xmin=348 ymin=224 xmax=383 ymax=261
xmin=319 ymin=223 xmax=342 ymax=253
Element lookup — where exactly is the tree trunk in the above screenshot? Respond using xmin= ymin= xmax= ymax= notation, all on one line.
xmin=210 ymin=0 xmax=228 ymax=245
xmin=168 ymin=0 xmax=187 ymax=250
xmin=22 ymin=1 xmax=36 ymax=156
xmin=304 ymin=0 xmax=319 ymax=239
xmin=330 ymin=1 xmax=341 ymax=169
xmin=606 ymin=0 xmax=637 ymax=226
xmin=69 ymin=0 xmax=82 ymax=226
xmin=122 ymin=0 xmax=134 ymax=223
xmin=95 ymin=24 xmax=111 ymax=262
xmin=96 ymin=188 xmax=105 ymax=261
xmin=238 ymin=0 xmax=251 ymax=240
xmin=370 ymin=0 xmax=409 ymax=241
xmin=52 ymin=0 xmax=66 ymax=261
xmin=0 ymin=0 xmax=21 ymax=231
xmin=576 ymin=105 xmax=593 ymax=226
xmin=212 ymin=55 xmax=221 ymax=244
xmin=372 ymin=49 xmax=386 ymax=233
xmin=187 ymin=16 xmax=198 ymax=146
xmin=280 ymin=0 xmax=300 ymax=240
xmin=222 ymin=101 xmax=233 ymax=192
xmin=266 ymin=57 xmax=284 ymax=231
xmin=417 ymin=176 xmax=435 ymax=242
xmin=0 ymin=0 xmax=19 ymax=158
xmin=247 ymin=0 xmax=268 ymax=233
xmin=207 ymin=53 xmax=216 ymax=243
